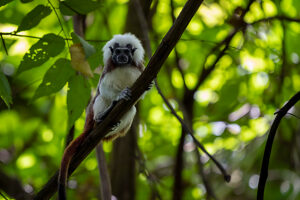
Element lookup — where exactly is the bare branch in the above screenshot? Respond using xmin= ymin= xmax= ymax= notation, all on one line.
xmin=95 ymin=143 xmax=112 ymax=200
xmin=257 ymin=91 xmax=300 ymax=200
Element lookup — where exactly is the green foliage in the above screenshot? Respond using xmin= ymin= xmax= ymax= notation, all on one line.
xmin=17 ymin=5 xmax=52 ymax=32
xmin=0 ymin=0 xmax=13 ymax=7
xmin=33 ymin=58 xmax=75 ymax=100
xmin=0 ymin=0 xmax=300 ymax=200
xmin=67 ymin=74 xmax=91 ymax=130
xmin=17 ymin=34 xmax=65 ymax=74
xmin=0 ymin=71 xmax=12 ymax=108
xmin=20 ymin=0 xmax=34 ymax=2
xmin=59 ymin=0 xmax=102 ymax=15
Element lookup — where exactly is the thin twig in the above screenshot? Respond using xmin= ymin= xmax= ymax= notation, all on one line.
xmin=0 ymin=33 xmax=8 ymax=55
xmin=47 ymin=0 xmax=70 ymax=48
xmin=257 ymin=91 xmax=300 ymax=200
xmin=0 ymin=32 xmax=107 ymax=43
xmin=286 ymin=112 xmax=300 ymax=119
xmin=154 ymin=79 xmax=231 ymax=182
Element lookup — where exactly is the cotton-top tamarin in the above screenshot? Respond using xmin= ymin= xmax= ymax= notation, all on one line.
xmin=58 ymin=33 xmax=145 ymax=200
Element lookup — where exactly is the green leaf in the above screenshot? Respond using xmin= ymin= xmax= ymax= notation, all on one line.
xmin=59 ymin=0 xmax=102 ymax=15
xmin=0 ymin=71 xmax=12 ymax=108
xmin=71 ymin=32 xmax=96 ymax=58
xmin=67 ymin=74 xmax=91 ymax=129
xmin=59 ymin=2 xmax=76 ymax=16
xmin=17 ymin=34 xmax=65 ymax=74
xmin=33 ymin=58 xmax=75 ymax=100
xmin=0 ymin=0 xmax=13 ymax=7
xmin=17 ymin=5 xmax=52 ymax=32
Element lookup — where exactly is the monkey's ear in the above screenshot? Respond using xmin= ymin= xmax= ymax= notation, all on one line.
xmin=109 ymin=47 xmax=114 ymax=53
xmin=131 ymin=48 xmax=137 ymax=54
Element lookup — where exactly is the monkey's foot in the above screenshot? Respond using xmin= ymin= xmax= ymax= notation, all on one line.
xmin=110 ymin=121 xmax=121 ymax=131
xmin=117 ymin=87 xmax=132 ymax=101
xmin=146 ymin=81 xmax=154 ymax=90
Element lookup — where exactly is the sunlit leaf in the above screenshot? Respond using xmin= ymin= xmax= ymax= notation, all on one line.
xmin=33 ymin=58 xmax=75 ymax=100
xmin=59 ymin=0 xmax=102 ymax=15
xmin=67 ymin=74 xmax=91 ymax=129
xmin=17 ymin=5 xmax=52 ymax=32
xmin=69 ymin=44 xmax=94 ymax=77
xmin=0 ymin=0 xmax=13 ymax=7
xmin=0 ymin=71 xmax=12 ymax=108
xmin=17 ymin=34 xmax=65 ymax=74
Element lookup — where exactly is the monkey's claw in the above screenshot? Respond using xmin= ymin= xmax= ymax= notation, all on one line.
xmin=110 ymin=121 xmax=121 ymax=131
xmin=117 ymin=87 xmax=132 ymax=101
xmin=146 ymin=81 xmax=154 ymax=90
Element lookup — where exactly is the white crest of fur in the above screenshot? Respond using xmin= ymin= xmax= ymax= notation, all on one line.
xmin=102 ymin=33 xmax=144 ymax=65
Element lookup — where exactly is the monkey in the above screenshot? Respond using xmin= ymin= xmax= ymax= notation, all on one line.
xmin=58 ymin=33 xmax=146 ymax=200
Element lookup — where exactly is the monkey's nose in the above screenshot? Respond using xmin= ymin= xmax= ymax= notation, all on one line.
xmin=117 ymin=55 xmax=128 ymax=64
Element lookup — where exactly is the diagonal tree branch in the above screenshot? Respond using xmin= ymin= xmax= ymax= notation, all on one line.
xmin=257 ymin=91 xmax=300 ymax=200
xmin=33 ymin=0 xmax=204 ymax=199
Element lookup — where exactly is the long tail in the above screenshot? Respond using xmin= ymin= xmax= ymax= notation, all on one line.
xmin=58 ymin=102 xmax=95 ymax=200
xmin=58 ymin=131 xmax=88 ymax=200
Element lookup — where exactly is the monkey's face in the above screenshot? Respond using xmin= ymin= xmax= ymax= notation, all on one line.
xmin=110 ymin=43 xmax=136 ymax=66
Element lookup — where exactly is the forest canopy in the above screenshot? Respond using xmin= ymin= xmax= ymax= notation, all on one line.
xmin=0 ymin=0 xmax=300 ymax=199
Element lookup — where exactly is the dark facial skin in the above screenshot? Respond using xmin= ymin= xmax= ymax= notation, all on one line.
xmin=110 ymin=43 xmax=136 ymax=66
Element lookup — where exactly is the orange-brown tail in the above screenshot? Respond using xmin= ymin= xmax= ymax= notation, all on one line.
xmin=58 ymin=130 xmax=88 ymax=200
xmin=58 ymin=103 xmax=95 ymax=200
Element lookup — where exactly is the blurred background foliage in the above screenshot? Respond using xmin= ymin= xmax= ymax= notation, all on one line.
xmin=0 ymin=0 xmax=300 ymax=199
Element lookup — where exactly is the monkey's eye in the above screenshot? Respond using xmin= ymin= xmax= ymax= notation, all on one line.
xmin=115 ymin=49 xmax=121 ymax=54
xmin=126 ymin=44 xmax=132 ymax=49
xmin=114 ymin=43 xmax=120 ymax=48
xmin=124 ymin=49 xmax=130 ymax=54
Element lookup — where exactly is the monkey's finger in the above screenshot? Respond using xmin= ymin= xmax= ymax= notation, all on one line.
xmin=117 ymin=87 xmax=132 ymax=101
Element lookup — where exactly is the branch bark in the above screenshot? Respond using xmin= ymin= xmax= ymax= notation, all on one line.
xmin=257 ymin=91 xmax=300 ymax=200
xmin=33 ymin=0 xmax=203 ymax=199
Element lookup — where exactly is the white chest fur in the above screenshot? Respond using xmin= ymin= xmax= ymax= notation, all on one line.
xmin=99 ymin=66 xmax=142 ymax=102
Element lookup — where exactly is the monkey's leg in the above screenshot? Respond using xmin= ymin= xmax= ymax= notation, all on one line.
xmin=95 ymin=87 xmax=132 ymax=123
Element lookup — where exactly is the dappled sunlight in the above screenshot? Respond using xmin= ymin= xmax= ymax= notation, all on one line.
xmin=199 ymin=3 xmax=227 ymax=27
xmin=1 ymin=0 xmax=300 ymax=199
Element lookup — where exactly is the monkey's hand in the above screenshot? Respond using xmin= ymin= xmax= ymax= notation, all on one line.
xmin=95 ymin=87 xmax=132 ymax=123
